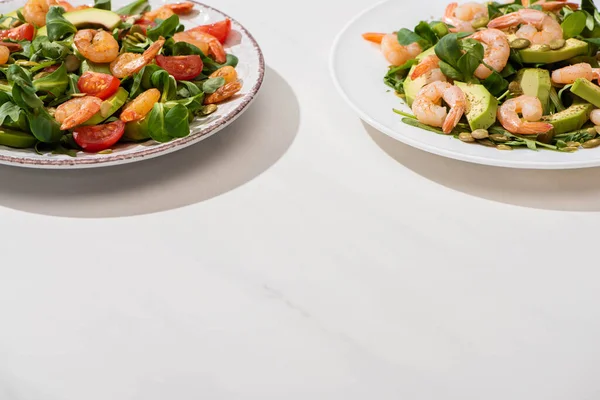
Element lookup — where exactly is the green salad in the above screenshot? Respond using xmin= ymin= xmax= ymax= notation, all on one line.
xmin=364 ymin=0 xmax=600 ymax=152
xmin=0 ymin=0 xmax=240 ymax=155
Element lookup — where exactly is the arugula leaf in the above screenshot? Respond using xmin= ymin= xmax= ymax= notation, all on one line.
xmin=562 ymin=11 xmax=587 ymax=38
xmin=45 ymin=6 xmax=77 ymax=41
xmin=383 ymin=59 xmax=418 ymax=93
xmin=147 ymin=14 xmax=179 ymax=40
xmin=33 ymin=63 xmax=68 ymax=97
xmin=94 ymin=0 xmax=111 ymax=10
xmin=115 ymin=0 xmax=150 ymax=15
xmin=28 ymin=108 xmax=61 ymax=143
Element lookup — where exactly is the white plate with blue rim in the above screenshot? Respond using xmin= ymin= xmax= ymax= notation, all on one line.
xmin=331 ymin=0 xmax=600 ymax=169
xmin=0 ymin=0 xmax=264 ymax=169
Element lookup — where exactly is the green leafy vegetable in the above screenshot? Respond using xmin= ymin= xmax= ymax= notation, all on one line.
xmin=147 ymin=14 xmax=179 ymax=41
xmin=202 ymin=77 xmax=225 ymax=94
xmin=94 ymin=0 xmax=111 ymax=10
xmin=165 ymin=104 xmax=189 ymax=138
xmin=33 ymin=63 xmax=69 ymax=97
xmin=45 ymin=7 xmax=77 ymax=42
xmin=562 ymin=11 xmax=587 ymax=38
xmin=116 ymin=0 xmax=150 ymax=15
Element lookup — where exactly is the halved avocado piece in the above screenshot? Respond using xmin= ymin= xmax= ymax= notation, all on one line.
xmin=571 ymin=78 xmax=600 ymax=107
xmin=403 ymin=47 xmax=437 ymax=107
xmin=516 ymin=68 xmax=551 ymax=114
xmin=36 ymin=8 xmax=122 ymax=37
xmin=0 ymin=9 xmax=20 ymax=29
xmin=83 ymin=87 xmax=128 ymax=126
xmin=542 ymin=103 xmax=593 ymax=134
xmin=455 ymin=81 xmax=498 ymax=130
xmin=123 ymin=117 xmax=150 ymax=141
xmin=0 ymin=127 xmax=37 ymax=148
xmin=518 ymin=38 xmax=588 ymax=64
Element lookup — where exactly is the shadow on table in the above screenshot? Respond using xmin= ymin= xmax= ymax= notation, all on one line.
xmin=363 ymin=121 xmax=600 ymax=212
xmin=0 ymin=67 xmax=300 ymax=218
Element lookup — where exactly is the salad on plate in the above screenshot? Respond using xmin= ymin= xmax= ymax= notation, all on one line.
xmin=363 ymin=0 xmax=600 ymax=152
xmin=0 ymin=0 xmax=241 ymax=155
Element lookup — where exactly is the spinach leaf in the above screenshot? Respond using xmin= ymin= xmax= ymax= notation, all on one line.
xmin=561 ymin=11 xmax=587 ymax=38
xmin=435 ymin=33 xmax=463 ymax=68
xmin=94 ymin=0 xmax=111 ymax=10
xmin=397 ymin=28 xmax=424 ymax=46
xmin=439 ymin=60 xmax=463 ymax=81
xmin=28 ymin=108 xmax=61 ymax=143
xmin=166 ymin=93 xmax=205 ymax=115
xmin=45 ymin=6 xmax=77 ymax=41
xmin=33 ymin=63 xmax=68 ymax=97
xmin=146 ymin=14 xmax=179 ymax=40
xmin=7 ymin=65 xmax=43 ymax=109
xmin=457 ymin=38 xmax=484 ymax=82
xmin=482 ymin=70 xmax=508 ymax=97
xmin=31 ymin=35 xmax=71 ymax=61
xmin=177 ymin=81 xmax=202 ymax=98
xmin=0 ymin=102 xmax=22 ymax=126
xmin=414 ymin=21 xmax=438 ymax=46
xmin=147 ymin=103 xmax=171 ymax=142
xmin=150 ymin=69 xmax=177 ymax=101
xmin=164 ymin=104 xmax=189 ymax=138
xmin=116 ymin=0 xmax=150 ymax=15
xmin=383 ymin=59 xmax=418 ymax=93
xmin=582 ymin=0 xmax=597 ymax=15
xmin=202 ymin=77 xmax=225 ymax=94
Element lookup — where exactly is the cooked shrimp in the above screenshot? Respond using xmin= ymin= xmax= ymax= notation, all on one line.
xmin=173 ymin=30 xmax=226 ymax=63
xmin=551 ymin=63 xmax=600 ymax=84
xmin=443 ymin=2 xmax=488 ymax=33
xmin=54 ymin=96 xmax=103 ymax=130
xmin=209 ymin=66 xmax=238 ymax=84
xmin=410 ymin=55 xmax=448 ymax=85
xmin=469 ymin=28 xmax=510 ymax=80
xmin=110 ymin=38 xmax=165 ymax=78
xmin=56 ymin=1 xmax=89 ymax=11
xmin=0 ymin=46 xmax=9 ymax=65
xmin=204 ymin=81 xmax=243 ymax=104
xmin=590 ymin=109 xmax=600 ymax=126
xmin=143 ymin=1 xmax=194 ymax=20
xmin=412 ymin=81 xmax=466 ymax=134
xmin=530 ymin=0 xmax=578 ymax=11
xmin=120 ymin=89 xmax=161 ymax=122
xmin=488 ymin=8 xmax=563 ymax=45
xmin=74 ymin=29 xmax=119 ymax=64
xmin=22 ymin=0 xmax=59 ymax=27
xmin=380 ymin=33 xmax=422 ymax=66
xmin=497 ymin=95 xmax=553 ymax=134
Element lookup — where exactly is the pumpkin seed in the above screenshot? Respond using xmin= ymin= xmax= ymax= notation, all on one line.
xmin=458 ymin=132 xmax=475 ymax=143
xmin=510 ymin=38 xmax=531 ymax=49
xmin=471 ymin=16 xmax=489 ymax=29
xmin=471 ymin=129 xmax=489 ymax=139
xmin=477 ymin=139 xmax=496 ymax=147
xmin=200 ymin=104 xmax=218 ymax=116
xmin=582 ymin=138 xmax=600 ymax=148
xmin=595 ymin=126 xmax=600 ymax=136
xmin=589 ymin=127 xmax=598 ymax=137
xmin=98 ymin=149 xmax=113 ymax=154
xmin=490 ymin=133 xmax=508 ymax=143
xmin=538 ymin=44 xmax=551 ymax=52
xmin=566 ymin=141 xmax=581 ymax=148
xmin=561 ymin=146 xmax=579 ymax=152
xmin=497 ymin=144 xmax=513 ymax=151
xmin=549 ymin=39 xmax=566 ymax=50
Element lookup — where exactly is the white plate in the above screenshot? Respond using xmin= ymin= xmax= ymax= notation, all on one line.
xmin=0 ymin=0 xmax=264 ymax=169
xmin=331 ymin=0 xmax=600 ymax=170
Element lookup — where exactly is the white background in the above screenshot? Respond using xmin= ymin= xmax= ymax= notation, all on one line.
xmin=2 ymin=0 xmax=600 ymax=399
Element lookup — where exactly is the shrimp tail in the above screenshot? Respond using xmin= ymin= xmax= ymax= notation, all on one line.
xmin=519 ymin=121 xmax=554 ymax=134
xmin=443 ymin=2 xmax=460 ymax=32
xmin=362 ymin=32 xmax=385 ymax=44
xmin=411 ymin=55 xmax=440 ymax=80
xmin=442 ymin=105 xmax=465 ymax=134
xmin=487 ymin=12 xmax=520 ymax=29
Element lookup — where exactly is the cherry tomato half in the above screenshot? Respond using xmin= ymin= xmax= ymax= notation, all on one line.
xmin=0 ymin=24 xmax=35 ymax=41
xmin=190 ymin=19 xmax=231 ymax=44
xmin=73 ymin=120 xmax=126 ymax=153
xmin=77 ymin=71 xmax=121 ymax=100
xmin=156 ymin=55 xmax=203 ymax=81
xmin=134 ymin=18 xmax=156 ymax=35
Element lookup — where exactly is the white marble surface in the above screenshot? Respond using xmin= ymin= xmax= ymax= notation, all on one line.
xmin=1 ymin=0 xmax=600 ymax=399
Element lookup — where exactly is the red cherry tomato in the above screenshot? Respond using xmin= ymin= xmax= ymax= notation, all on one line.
xmin=190 ymin=19 xmax=231 ymax=44
xmin=134 ymin=18 xmax=156 ymax=35
xmin=0 ymin=24 xmax=35 ymax=41
xmin=43 ymin=64 xmax=60 ymax=73
xmin=73 ymin=120 xmax=126 ymax=153
xmin=77 ymin=71 xmax=121 ymax=100
xmin=156 ymin=55 xmax=203 ymax=81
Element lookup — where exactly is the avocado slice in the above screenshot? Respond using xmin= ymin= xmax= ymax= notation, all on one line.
xmin=83 ymin=87 xmax=128 ymax=126
xmin=571 ymin=78 xmax=600 ymax=107
xmin=455 ymin=81 xmax=498 ymax=130
xmin=0 ymin=9 xmax=20 ymax=29
xmin=123 ymin=117 xmax=150 ymax=141
xmin=517 ymin=38 xmax=588 ymax=64
xmin=81 ymin=60 xmax=112 ymax=75
xmin=0 ymin=127 xmax=37 ymax=148
xmin=403 ymin=47 xmax=437 ymax=107
xmin=542 ymin=103 xmax=593 ymax=134
xmin=36 ymin=8 xmax=122 ymax=37
xmin=515 ymin=68 xmax=551 ymax=114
